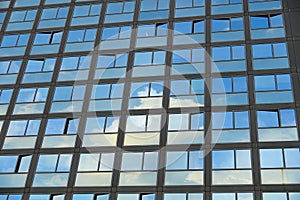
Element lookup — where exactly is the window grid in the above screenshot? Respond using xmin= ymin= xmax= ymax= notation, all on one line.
xmin=0 ymin=0 xmax=298 ymax=200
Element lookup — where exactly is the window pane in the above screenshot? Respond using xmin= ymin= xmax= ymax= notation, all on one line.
xmin=166 ymin=152 xmax=187 ymax=170
xmin=284 ymin=148 xmax=300 ymax=168
xmin=212 ymin=150 xmax=234 ymax=169
xmin=252 ymin=44 xmax=272 ymax=58
xmin=260 ymin=149 xmax=283 ymax=168
xmin=121 ymin=153 xmax=143 ymax=171
xmin=212 ymin=19 xmax=230 ymax=32
xmin=36 ymin=155 xmax=58 ymax=172
xmin=189 ymin=151 xmax=203 ymax=169
xmin=280 ymin=109 xmax=296 ymax=127
xmin=57 ymin=154 xmax=72 ymax=172
xmin=255 ymin=76 xmax=276 ymax=91
xmin=257 ymin=111 xmax=279 ymax=128
xmin=250 ymin=16 xmax=268 ymax=29
xmin=236 ymin=150 xmax=251 ymax=168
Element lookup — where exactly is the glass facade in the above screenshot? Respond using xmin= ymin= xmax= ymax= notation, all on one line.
xmin=0 ymin=0 xmax=299 ymax=199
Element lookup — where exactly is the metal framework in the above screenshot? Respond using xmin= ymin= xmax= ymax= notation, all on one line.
xmin=0 ymin=0 xmax=299 ymax=199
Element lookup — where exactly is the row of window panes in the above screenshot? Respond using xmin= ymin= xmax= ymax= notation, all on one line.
xmin=2 ymin=108 xmax=296 ymax=137
xmin=0 ymin=148 xmax=298 ymax=173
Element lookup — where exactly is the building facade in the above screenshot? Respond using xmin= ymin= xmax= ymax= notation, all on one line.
xmin=0 ymin=0 xmax=299 ymax=199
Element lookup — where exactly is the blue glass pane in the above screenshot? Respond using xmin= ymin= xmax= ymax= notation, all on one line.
xmin=36 ymin=155 xmax=58 ymax=172
xmin=67 ymin=119 xmax=79 ymax=134
xmin=257 ymin=111 xmax=279 ymax=128
xmin=194 ymin=20 xmax=205 ymax=33
xmin=235 ymin=111 xmax=249 ymax=128
xmin=252 ymin=44 xmax=272 ymax=58
xmin=232 ymin=46 xmax=245 ymax=59
xmin=1 ymin=35 xmax=18 ymax=47
xmin=111 ymin=84 xmax=124 ymax=98
xmin=212 ymin=112 xmax=233 ymax=129
xmin=73 ymin=194 xmax=93 ymax=200
xmin=0 ymin=90 xmax=13 ymax=103
xmin=34 ymin=33 xmax=51 ymax=45
xmin=284 ymin=148 xmax=300 ymax=168
xmin=57 ymin=7 xmax=69 ymax=18
xmin=85 ymin=117 xmax=105 ymax=133
xmin=250 ymin=16 xmax=269 ymax=29
xmin=124 ymin=2 xmax=135 ymax=12
xmin=153 ymin=51 xmax=166 ymax=64
xmin=17 ymin=34 xmax=29 ymax=46
xmin=116 ymin=54 xmax=128 ymax=66
xmin=72 ymin=85 xmax=85 ymax=100
xmin=171 ymin=80 xmax=190 ymax=95
xmin=90 ymin=4 xmax=101 ymax=15
xmin=172 ymin=49 xmax=190 ymax=63
xmin=166 ymin=152 xmax=187 ymax=170
xmin=260 ymin=149 xmax=283 ymax=168
xmin=10 ymin=11 xmax=26 ymax=22
xmin=131 ymin=82 xmax=149 ymax=97
xmin=212 ymin=150 xmax=234 ymax=169
xmin=0 ymin=156 xmax=18 ymax=172
xmin=273 ymin=43 xmax=287 ymax=57
xmin=231 ymin=17 xmax=243 ymax=30
xmin=277 ymin=74 xmax=291 ymax=90
xmin=84 ymin=29 xmax=96 ymax=41
xmin=96 ymin=194 xmax=110 ymax=200
xmin=141 ymin=0 xmax=156 ymax=11
xmin=212 ymin=19 xmax=230 ymax=32
xmin=270 ymin=14 xmax=283 ymax=27
xmin=98 ymin=55 xmax=115 ymax=68
xmin=176 ymin=0 xmax=192 ymax=8
xmin=67 ymin=30 xmax=85 ymax=42
xmin=17 ymin=88 xmax=36 ymax=102
xmin=107 ymin=2 xmax=123 ymax=14
xmin=191 ymin=113 xmax=204 ymax=130
xmin=74 ymin=5 xmax=89 ymax=17
xmin=7 ymin=120 xmax=27 ymax=136
xmin=138 ymin=24 xmax=155 ymax=37
xmin=102 ymin=27 xmax=119 ymax=40
xmin=26 ymin=120 xmax=41 ymax=135
xmin=54 ymin=86 xmax=72 ymax=100
xmin=212 ymin=47 xmax=230 ymax=61
xmin=57 ymin=154 xmax=72 ymax=172
xmin=61 ymin=57 xmax=79 ymax=70
xmin=45 ymin=118 xmax=66 ymax=135
xmin=255 ymin=75 xmax=276 ymax=91
xmin=191 ymin=79 xmax=204 ymax=94
xmin=233 ymin=76 xmax=247 ymax=92
xmin=280 ymin=109 xmax=296 ymax=127
xmin=92 ymin=84 xmax=110 ymax=99
xmin=134 ymin=52 xmax=152 ymax=65
xmin=189 ymin=151 xmax=203 ymax=169
xmin=158 ymin=0 xmax=169 ymax=9
xmin=212 ymin=78 xmax=232 ymax=93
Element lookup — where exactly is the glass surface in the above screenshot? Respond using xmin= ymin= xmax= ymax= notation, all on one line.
xmin=121 ymin=153 xmax=143 ymax=171
xmin=166 ymin=152 xmax=188 ymax=170
xmin=212 ymin=150 xmax=234 ymax=169
xmin=260 ymin=149 xmax=283 ymax=168
xmin=284 ymin=148 xmax=300 ymax=167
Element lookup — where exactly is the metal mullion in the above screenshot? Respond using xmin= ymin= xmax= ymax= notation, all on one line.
xmin=97 ymin=153 xmax=102 ymax=172
xmin=54 ymin=154 xmax=60 ymax=172
xmin=145 ymin=114 xmax=149 ymax=132
xmin=204 ymin=1 xmax=212 ymax=199
xmin=281 ymin=148 xmax=287 ymax=169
